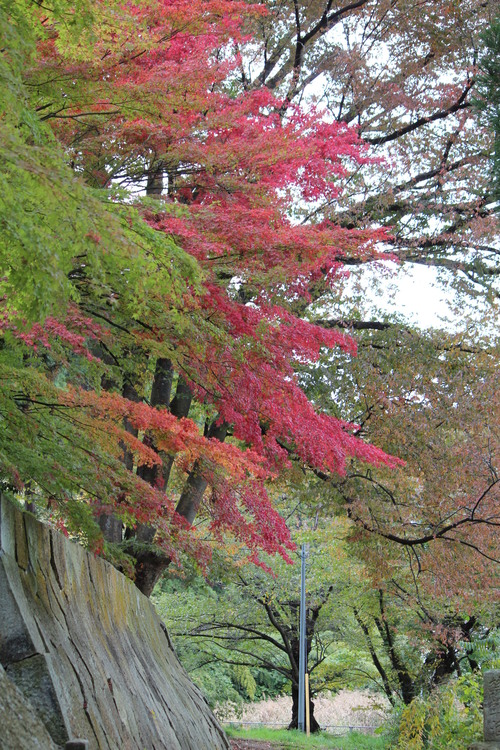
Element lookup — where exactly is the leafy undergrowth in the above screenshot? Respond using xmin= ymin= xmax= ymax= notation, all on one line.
xmin=226 ymin=726 xmax=387 ymax=749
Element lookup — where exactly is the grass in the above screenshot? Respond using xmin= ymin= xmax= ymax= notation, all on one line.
xmin=225 ymin=725 xmax=388 ymax=749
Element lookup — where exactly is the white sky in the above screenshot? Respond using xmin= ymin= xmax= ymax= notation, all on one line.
xmin=360 ymin=263 xmax=454 ymax=328
xmin=340 ymin=261 xmax=496 ymax=333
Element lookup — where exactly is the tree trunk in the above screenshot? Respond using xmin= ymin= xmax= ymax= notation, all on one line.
xmin=134 ymin=358 xmax=175 ymax=544
xmin=133 ymin=547 xmax=170 ymax=598
xmin=129 ymin=370 xmax=191 ymax=593
xmin=354 ymin=607 xmax=395 ymax=705
xmin=425 ymin=644 xmax=461 ymax=689
xmin=374 ymin=592 xmax=416 ymax=705
xmin=98 ymin=378 xmax=140 ymax=543
xmin=98 ymin=513 xmax=123 ymax=544
xmin=288 ymin=683 xmax=321 ymax=733
xmin=146 ymin=160 xmax=164 ymax=195
xmin=175 ymin=421 xmax=228 ymax=522
xmin=133 ymin=416 xmax=227 ymax=597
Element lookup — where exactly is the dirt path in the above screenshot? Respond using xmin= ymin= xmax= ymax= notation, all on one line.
xmin=229 ymin=736 xmax=344 ymax=749
xmin=230 ymin=741 xmax=282 ymax=750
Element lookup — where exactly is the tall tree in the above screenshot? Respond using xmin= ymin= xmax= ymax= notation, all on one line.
xmin=155 ymin=520 xmax=357 ymax=732
xmin=0 ymin=0 xmax=397 ymax=592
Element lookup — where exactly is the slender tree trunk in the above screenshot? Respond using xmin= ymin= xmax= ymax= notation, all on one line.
xmin=175 ymin=421 xmax=228 ymax=522
xmin=286 ymin=601 xmax=322 ymax=733
xmin=353 ymin=607 xmax=395 ymax=705
xmin=375 ymin=591 xmax=415 ymax=705
xmin=134 ymin=358 xmax=174 ymax=544
xmin=131 ymin=371 xmax=192 ymax=593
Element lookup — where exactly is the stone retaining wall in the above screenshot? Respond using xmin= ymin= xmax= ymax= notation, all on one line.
xmin=0 ymin=496 xmax=229 ymax=750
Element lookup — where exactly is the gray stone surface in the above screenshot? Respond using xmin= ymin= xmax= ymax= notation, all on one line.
xmin=485 ymin=671 xmax=500 ymax=742
xmin=469 ymin=670 xmax=500 ymax=750
xmin=0 ymin=662 xmax=59 ymax=750
xmin=0 ymin=495 xmax=229 ymax=750
xmin=6 ymin=653 xmax=67 ymax=746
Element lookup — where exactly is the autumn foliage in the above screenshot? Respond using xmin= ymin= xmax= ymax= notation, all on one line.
xmin=0 ymin=0 xmax=402 ymax=590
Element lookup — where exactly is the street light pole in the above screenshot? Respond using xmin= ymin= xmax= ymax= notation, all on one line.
xmin=298 ymin=543 xmax=307 ymax=731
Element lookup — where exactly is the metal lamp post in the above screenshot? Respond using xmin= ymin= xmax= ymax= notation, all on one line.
xmin=297 ymin=543 xmax=308 ymax=731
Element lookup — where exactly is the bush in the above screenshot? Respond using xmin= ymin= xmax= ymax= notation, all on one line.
xmin=393 ymin=673 xmax=483 ymax=750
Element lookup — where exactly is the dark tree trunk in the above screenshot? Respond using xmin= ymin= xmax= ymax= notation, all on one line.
xmin=425 ymin=644 xmax=461 ymax=689
xmin=136 ymin=358 xmax=174 ymax=488
xmin=285 ymin=600 xmax=322 ymax=733
xmin=374 ymin=592 xmax=416 ymax=705
xmin=150 ymin=357 xmax=174 ymax=408
xmin=121 ymin=380 xmax=140 ymax=471
xmin=98 ymin=513 xmax=123 ymax=544
xmin=169 ymin=376 xmax=193 ymax=419
xmin=175 ymin=421 xmax=228 ymax=522
xmin=133 ymin=414 xmax=227 ymax=597
xmin=424 ymin=617 xmax=476 ymax=690
xmin=146 ymin=160 xmax=164 ymax=195
xmin=153 ymin=375 xmax=194 ymax=493
xmin=354 ymin=607 xmax=395 ymax=705
xmin=288 ymin=683 xmax=321 ymax=733
xmin=128 ymin=366 xmax=187 ymax=593
xmin=98 ymin=379 xmax=140 ymax=543
xmin=396 ymin=661 xmax=416 ymax=705
xmin=133 ymin=548 xmax=170 ymax=598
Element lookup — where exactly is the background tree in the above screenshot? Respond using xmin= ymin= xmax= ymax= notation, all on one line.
xmin=306 ymin=323 xmax=499 ymax=599
xmin=474 ymin=14 xmax=500 ymax=203
xmin=155 ymin=519 xmax=366 ymax=731
xmin=241 ymin=0 xmax=499 ymax=301
xmin=156 ymin=493 xmax=498 ymax=726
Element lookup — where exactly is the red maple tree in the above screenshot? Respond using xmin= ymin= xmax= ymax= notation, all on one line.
xmin=1 ymin=0 xmax=399 ymax=593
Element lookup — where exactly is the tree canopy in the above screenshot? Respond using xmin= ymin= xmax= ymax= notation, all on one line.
xmin=0 ymin=0 xmax=497 ymax=601
xmin=0 ymin=0 xmax=397 ymax=592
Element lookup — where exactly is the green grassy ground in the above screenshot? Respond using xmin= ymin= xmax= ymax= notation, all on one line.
xmin=225 ymin=725 xmax=387 ymax=749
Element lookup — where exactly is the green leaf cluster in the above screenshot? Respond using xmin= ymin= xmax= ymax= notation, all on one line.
xmin=0 ymin=0 xmax=206 ymax=541
xmin=153 ymin=575 xmax=289 ymax=708
xmin=388 ymin=630 xmax=500 ymax=749
xmin=0 ymin=1 xmax=201 ymax=322
xmin=393 ymin=674 xmax=483 ymax=750
xmin=474 ymin=15 xmax=500 ymax=203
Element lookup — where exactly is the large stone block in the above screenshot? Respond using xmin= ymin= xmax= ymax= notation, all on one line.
xmin=0 ymin=663 xmax=59 ymax=750
xmin=485 ymin=671 xmax=500 ymax=743
xmin=469 ymin=670 xmax=500 ymax=750
xmin=6 ymin=654 xmax=67 ymax=746
xmin=0 ymin=495 xmax=229 ymax=750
